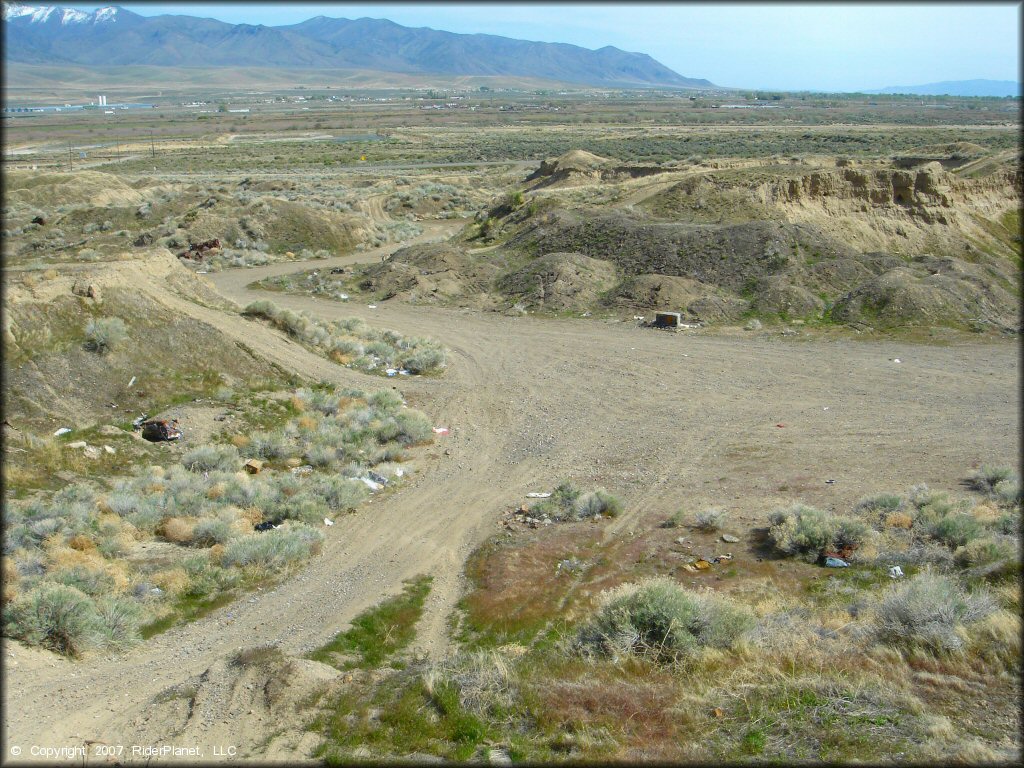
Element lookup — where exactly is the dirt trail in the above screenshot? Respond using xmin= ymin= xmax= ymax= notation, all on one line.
xmin=4 ymin=225 xmax=1019 ymax=761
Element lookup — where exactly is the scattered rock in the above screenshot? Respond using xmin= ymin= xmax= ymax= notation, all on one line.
xmin=83 ymin=446 xmax=102 ymax=460
xmin=721 ymin=534 xmax=740 ymax=543
xmin=67 ymin=441 xmax=88 ymax=449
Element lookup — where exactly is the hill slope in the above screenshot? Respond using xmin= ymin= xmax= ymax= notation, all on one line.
xmin=865 ymin=79 xmax=1020 ymax=97
xmin=2 ymin=3 xmax=712 ymax=88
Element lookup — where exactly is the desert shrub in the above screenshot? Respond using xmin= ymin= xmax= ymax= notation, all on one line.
xmin=221 ymin=523 xmax=324 ymax=572
xmin=995 ymin=511 xmax=1020 ymax=536
xmin=84 ymin=317 xmax=128 ymax=354
xmin=832 ymin=517 xmax=870 ymax=552
xmin=312 ymin=476 xmax=367 ymax=512
xmin=400 ymin=346 xmax=446 ymax=374
xmin=2 ymin=583 xmax=103 ymax=657
xmin=182 ymin=444 xmax=241 ymax=473
xmin=967 ymin=465 xmax=1016 ymax=495
xmin=304 ymin=444 xmax=338 ymax=468
xmin=191 ymin=517 xmax=236 ymax=547
xmin=929 ymin=512 xmax=984 ymax=549
xmin=158 ymin=517 xmax=196 ymax=545
xmin=368 ymin=389 xmax=403 ymax=411
xmin=574 ymin=489 xmax=622 ymax=519
xmin=694 ymin=508 xmax=728 ymax=531
xmin=768 ymin=505 xmax=835 ymax=561
xmin=854 ymin=494 xmax=903 ymax=517
xmin=93 ymin=595 xmax=142 ymax=649
xmin=246 ymin=430 xmax=290 ymax=460
xmin=874 ymin=572 xmax=997 ymax=653
xmin=50 ymin=565 xmax=116 ymax=597
xmin=953 ymin=536 xmax=1018 ymax=569
xmin=993 ymin=479 xmax=1022 ymax=507
xmin=392 ymin=410 xmax=433 ymax=444
xmin=577 ymin=577 xmax=753 ymax=663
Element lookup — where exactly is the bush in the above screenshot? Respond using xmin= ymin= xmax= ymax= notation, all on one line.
xmin=84 ymin=317 xmax=128 ymax=354
xmin=874 ymin=572 xmax=997 ymax=653
xmin=401 ymin=346 xmax=446 ymax=374
xmin=694 ymin=508 xmax=728 ymax=531
xmin=191 ymin=517 xmax=236 ymax=547
xmin=3 ymin=583 xmax=103 ymax=657
xmin=968 ymin=465 xmax=1016 ymax=495
xmin=953 ymin=537 xmax=1017 ymax=569
xmin=93 ymin=595 xmax=142 ymax=649
xmin=182 ymin=444 xmax=241 ymax=473
xmin=578 ymin=577 xmax=753 ymax=663
xmin=313 ymin=476 xmax=367 ymax=512
xmin=768 ymin=505 xmax=835 ymax=561
xmin=832 ymin=517 xmax=870 ymax=552
xmin=574 ymin=489 xmax=622 ymax=519
xmin=854 ymin=494 xmax=903 ymax=517
xmin=929 ymin=512 xmax=984 ymax=549
xmin=247 ymin=430 xmax=290 ymax=460
xmin=993 ymin=479 xmax=1022 ymax=507
xmin=221 ymin=523 xmax=324 ymax=572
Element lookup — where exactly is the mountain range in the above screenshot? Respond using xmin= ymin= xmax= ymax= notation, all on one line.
xmin=2 ymin=3 xmax=712 ymax=88
xmin=864 ymin=79 xmax=1019 ymax=97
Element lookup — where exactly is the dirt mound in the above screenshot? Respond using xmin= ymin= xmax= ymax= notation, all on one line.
xmin=4 ymin=170 xmax=153 ymax=208
xmin=246 ymin=198 xmax=363 ymax=255
xmin=604 ymin=274 xmax=708 ymax=311
xmin=497 ymin=252 xmax=618 ymax=311
xmin=123 ymin=648 xmax=339 ymax=759
xmin=358 ymin=242 xmax=502 ymax=306
xmin=553 ymin=149 xmax=610 ymax=172
xmin=508 ymin=209 xmax=855 ymax=291
xmin=3 ymin=250 xmax=280 ymax=432
xmin=831 ymin=259 xmax=1021 ymax=331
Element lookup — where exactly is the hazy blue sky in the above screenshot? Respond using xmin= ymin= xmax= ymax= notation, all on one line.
xmin=70 ymin=3 xmax=1020 ymax=91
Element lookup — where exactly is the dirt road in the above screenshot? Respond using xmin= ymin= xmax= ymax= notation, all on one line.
xmin=4 ymin=231 xmax=1018 ymax=762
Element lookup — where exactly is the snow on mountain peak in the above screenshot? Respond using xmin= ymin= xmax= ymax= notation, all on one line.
xmin=3 ymin=3 xmax=119 ymax=24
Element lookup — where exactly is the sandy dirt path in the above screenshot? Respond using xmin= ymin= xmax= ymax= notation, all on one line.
xmin=4 ymin=231 xmax=1019 ymax=762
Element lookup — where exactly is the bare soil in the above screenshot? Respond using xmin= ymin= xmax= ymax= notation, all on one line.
xmin=3 ymin=233 xmax=1018 ymax=760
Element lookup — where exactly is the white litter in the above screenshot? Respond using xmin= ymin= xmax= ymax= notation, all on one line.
xmin=892 ymin=358 xmax=901 ymax=363
xmin=386 ymin=368 xmax=398 ymax=377
xmin=395 ymin=467 xmax=405 ymax=477
xmin=339 ymin=293 xmax=349 ymax=300
xmin=324 ymin=518 xmax=334 ymax=526
xmin=398 ymin=369 xmax=410 ymax=376
xmin=128 ymin=376 xmax=136 ymax=388
xmin=361 ymin=477 xmax=383 ymax=491
xmin=54 ymin=427 xmax=72 ymax=436
xmin=103 ymin=445 xmax=115 ymax=455
xmin=432 ymin=427 xmax=449 ymax=435
xmin=526 ymin=492 xmax=552 ymax=498
xmin=368 ymin=304 xmax=378 ymax=309
xmin=889 ymin=566 xmax=904 ymax=579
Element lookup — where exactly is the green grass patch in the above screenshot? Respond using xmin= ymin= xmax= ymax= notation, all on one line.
xmin=140 ymin=590 xmax=238 ymax=640
xmin=307 ymin=575 xmax=432 ymax=669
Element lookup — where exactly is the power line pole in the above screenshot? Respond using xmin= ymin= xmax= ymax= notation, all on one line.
xmin=150 ymin=130 xmax=155 ymax=158
xmin=68 ymin=142 xmax=73 ymax=171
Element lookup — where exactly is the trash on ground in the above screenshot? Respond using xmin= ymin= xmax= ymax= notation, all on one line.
xmin=386 ymin=368 xmax=398 ymax=377
xmin=367 ymin=304 xmax=378 ymax=309
xmin=361 ymin=476 xmax=383 ymax=491
xmin=892 ymin=358 xmax=901 ymax=364
xmin=324 ymin=518 xmax=334 ymax=526
xmin=398 ymin=369 xmax=410 ymax=376
xmin=291 ymin=465 xmax=314 ymax=475
xmin=712 ymin=553 xmax=733 ymax=564
xmin=889 ymin=566 xmax=905 ymax=579
xmin=394 ymin=467 xmax=405 ymax=477
xmin=128 ymin=376 xmax=136 ymax=388
xmin=712 ymin=707 xmax=724 ymax=718
xmin=824 ymin=556 xmax=850 ymax=568
xmin=694 ymin=559 xmax=712 ymax=570
xmin=825 ymin=479 xmax=836 ymax=485
xmin=103 ymin=445 xmax=115 ymax=455
xmin=776 ymin=423 xmax=786 ymax=428
xmin=368 ymin=470 xmax=388 ymax=486
xmin=254 ymin=520 xmax=276 ymax=532
xmin=432 ymin=427 xmax=449 ymax=435
xmin=721 ymin=533 xmax=739 ymax=543
xmin=131 ymin=414 xmax=149 ymax=429
xmin=140 ymin=419 xmax=182 ymax=442
xmin=53 ymin=427 xmax=72 ymax=437
xmin=244 ymin=458 xmax=264 ymax=474
xmin=526 ymin=492 xmax=552 ymax=498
